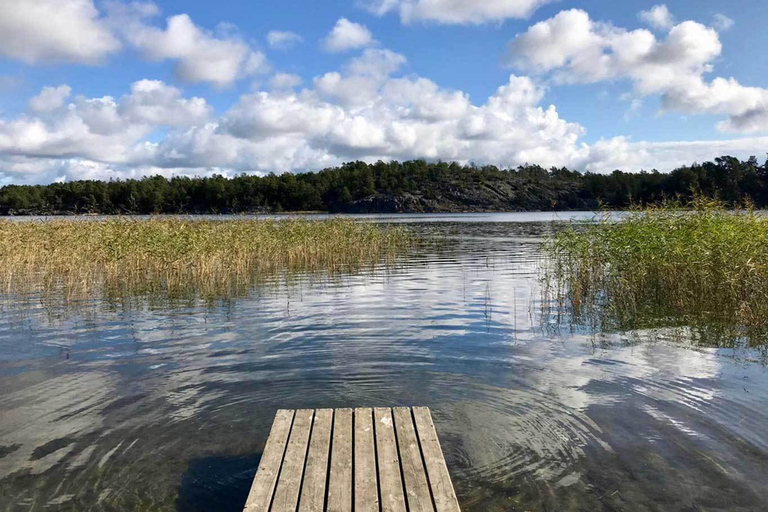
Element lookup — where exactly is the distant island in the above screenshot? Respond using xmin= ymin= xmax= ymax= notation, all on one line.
xmin=1 ymin=156 xmax=766 ymax=215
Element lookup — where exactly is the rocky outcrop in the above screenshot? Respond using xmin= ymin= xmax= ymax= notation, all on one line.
xmin=343 ymin=178 xmax=588 ymax=213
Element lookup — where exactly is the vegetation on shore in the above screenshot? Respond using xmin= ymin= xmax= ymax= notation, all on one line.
xmin=543 ymin=199 xmax=768 ymax=346
xmin=0 ymin=218 xmax=412 ymax=303
xmin=2 ymin=156 xmax=768 ymax=215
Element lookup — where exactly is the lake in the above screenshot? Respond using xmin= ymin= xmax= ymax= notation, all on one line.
xmin=0 ymin=213 xmax=766 ymax=511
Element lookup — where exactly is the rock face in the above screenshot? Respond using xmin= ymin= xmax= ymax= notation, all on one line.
xmin=344 ymin=194 xmax=422 ymax=213
xmin=344 ymin=179 xmax=590 ymax=213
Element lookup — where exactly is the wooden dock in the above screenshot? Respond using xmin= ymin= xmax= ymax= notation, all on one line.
xmin=243 ymin=407 xmax=461 ymax=512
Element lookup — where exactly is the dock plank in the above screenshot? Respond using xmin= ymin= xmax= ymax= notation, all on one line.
xmin=374 ymin=407 xmax=407 ymax=512
xmin=247 ymin=407 xmax=460 ymax=512
xmin=272 ymin=409 xmax=314 ymax=511
xmin=393 ymin=407 xmax=435 ymax=512
xmin=354 ymin=408 xmax=378 ymax=512
xmin=298 ymin=409 xmax=333 ymax=512
xmin=243 ymin=409 xmax=295 ymax=512
xmin=327 ymin=408 xmax=353 ymax=512
xmin=412 ymin=407 xmax=461 ymax=512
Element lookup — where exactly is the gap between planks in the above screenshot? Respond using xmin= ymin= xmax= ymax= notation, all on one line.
xmin=243 ymin=407 xmax=460 ymax=512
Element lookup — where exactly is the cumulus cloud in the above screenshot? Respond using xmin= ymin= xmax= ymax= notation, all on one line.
xmin=270 ymin=73 xmax=303 ymax=89
xmin=0 ymin=80 xmax=209 ymax=165
xmin=118 ymin=79 xmax=211 ymax=126
xmin=507 ymin=9 xmax=768 ymax=133
xmin=104 ymin=5 xmax=269 ymax=88
xmin=0 ymin=52 xmax=592 ymax=182
xmin=0 ymin=1 xmax=269 ymax=88
xmin=3 ymin=49 xmax=768 ymax=185
xmin=0 ymin=0 xmax=120 ymax=64
xmin=638 ymin=4 xmax=675 ymax=31
xmin=29 ymin=85 xmax=72 ymax=112
xmin=580 ymin=136 xmax=768 ymax=174
xmin=323 ymin=18 xmax=374 ymax=52
xmin=267 ymin=30 xmax=303 ymax=50
xmin=141 ymin=70 xmax=589 ymax=173
xmin=314 ymin=49 xmax=408 ymax=106
xmin=0 ymin=154 xmax=233 ymax=186
xmin=363 ymin=0 xmax=555 ymax=24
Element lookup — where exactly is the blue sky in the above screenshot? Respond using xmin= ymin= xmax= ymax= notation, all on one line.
xmin=1 ymin=0 xmax=767 ymax=184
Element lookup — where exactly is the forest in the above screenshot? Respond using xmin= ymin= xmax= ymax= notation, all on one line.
xmin=1 ymin=156 xmax=767 ymax=214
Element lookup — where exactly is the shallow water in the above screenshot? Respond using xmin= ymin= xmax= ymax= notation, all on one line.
xmin=0 ymin=215 xmax=767 ymax=511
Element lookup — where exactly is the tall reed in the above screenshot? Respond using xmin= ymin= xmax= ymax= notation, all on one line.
xmin=0 ymin=218 xmax=412 ymax=303
xmin=543 ymin=198 xmax=768 ymax=346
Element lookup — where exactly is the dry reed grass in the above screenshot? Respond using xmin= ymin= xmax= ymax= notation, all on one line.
xmin=542 ymin=198 xmax=768 ymax=347
xmin=0 ymin=217 xmax=412 ymax=304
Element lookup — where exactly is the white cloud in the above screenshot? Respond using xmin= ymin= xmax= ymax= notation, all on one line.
xmin=580 ymin=136 xmax=768 ymax=174
xmin=0 ymin=53 xmax=592 ymax=181
xmin=138 ymin=71 xmax=589 ymax=173
xmin=346 ymin=48 xmax=406 ymax=78
xmin=323 ymin=18 xmax=374 ymax=53
xmin=29 ymin=85 xmax=72 ymax=112
xmin=0 ymin=1 xmax=269 ymax=88
xmin=0 ymin=80 xmax=209 ymax=164
xmin=267 ymin=30 xmax=303 ymax=50
xmin=0 ymin=0 xmax=120 ymax=64
xmin=638 ymin=5 xmax=675 ymax=31
xmin=3 ymin=50 xmax=768 ymax=185
xmin=270 ymin=73 xmax=303 ymax=89
xmin=713 ymin=14 xmax=735 ymax=32
xmin=507 ymin=9 xmax=768 ymax=133
xmin=314 ymin=49 xmax=408 ymax=106
xmin=118 ymin=80 xmax=211 ymax=126
xmin=363 ymin=0 xmax=555 ymax=24
xmin=106 ymin=3 xmax=269 ymax=88
xmin=382 ymin=77 xmax=471 ymax=121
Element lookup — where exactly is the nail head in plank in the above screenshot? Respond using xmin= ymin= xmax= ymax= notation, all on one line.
xmin=243 ymin=409 xmax=295 ymax=512
xmin=374 ymin=407 xmax=407 ymax=512
xmin=412 ymin=407 xmax=461 ymax=512
xmin=354 ymin=408 xmax=379 ymax=512
xmin=272 ymin=409 xmax=315 ymax=511
xmin=327 ymin=408 xmax=353 ymax=512
xmin=298 ymin=409 xmax=333 ymax=512
xmin=393 ymin=407 xmax=435 ymax=512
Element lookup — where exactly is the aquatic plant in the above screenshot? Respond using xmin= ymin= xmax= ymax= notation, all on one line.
xmin=0 ymin=218 xmax=412 ymax=303
xmin=543 ymin=198 xmax=768 ymax=347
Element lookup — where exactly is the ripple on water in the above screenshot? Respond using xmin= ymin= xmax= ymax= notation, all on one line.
xmin=0 ymin=220 xmax=767 ymax=511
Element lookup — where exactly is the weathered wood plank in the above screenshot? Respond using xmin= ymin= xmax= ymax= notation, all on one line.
xmin=354 ymin=408 xmax=378 ymax=512
xmin=248 ymin=407 xmax=460 ymax=512
xmin=327 ymin=408 xmax=353 ymax=512
xmin=412 ymin=407 xmax=461 ymax=512
xmin=393 ymin=407 xmax=435 ymax=512
xmin=243 ymin=409 xmax=295 ymax=512
xmin=374 ymin=407 xmax=407 ymax=512
xmin=298 ymin=409 xmax=333 ymax=512
xmin=272 ymin=409 xmax=314 ymax=511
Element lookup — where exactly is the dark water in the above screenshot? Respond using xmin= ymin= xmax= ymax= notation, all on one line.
xmin=0 ymin=216 xmax=767 ymax=511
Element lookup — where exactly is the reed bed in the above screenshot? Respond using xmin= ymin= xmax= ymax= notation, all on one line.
xmin=0 ymin=218 xmax=412 ymax=304
xmin=543 ymin=199 xmax=768 ymax=347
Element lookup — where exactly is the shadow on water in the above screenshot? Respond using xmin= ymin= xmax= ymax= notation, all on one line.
xmin=175 ymin=454 xmax=259 ymax=512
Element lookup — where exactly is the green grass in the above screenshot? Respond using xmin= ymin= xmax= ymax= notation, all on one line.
xmin=543 ymin=198 xmax=768 ymax=347
xmin=0 ymin=217 xmax=412 ymax=303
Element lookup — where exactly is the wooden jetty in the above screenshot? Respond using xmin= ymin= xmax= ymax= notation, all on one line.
xmin=243 ymin=407 xmax=461 ymax=512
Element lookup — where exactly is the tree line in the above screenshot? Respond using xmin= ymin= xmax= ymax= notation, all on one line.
xmin=1 ymin=156 xmax=767 ymax=215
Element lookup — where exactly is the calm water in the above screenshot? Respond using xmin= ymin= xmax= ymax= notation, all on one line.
xmin=0 ymin=214 xmax=767 ymax=511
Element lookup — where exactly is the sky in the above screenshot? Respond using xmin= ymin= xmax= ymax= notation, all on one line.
xmin=1 ymin=0 xmax=768 ymax=185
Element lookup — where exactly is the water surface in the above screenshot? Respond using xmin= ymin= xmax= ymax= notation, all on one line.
xmin=0 ymin=213 xmax=766 ymax=511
